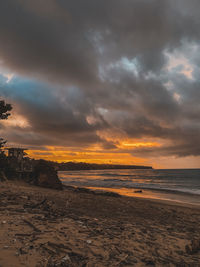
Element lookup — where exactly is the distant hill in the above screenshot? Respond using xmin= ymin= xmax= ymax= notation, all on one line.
xmin=53 ymin=162 xmax=152 ymax=171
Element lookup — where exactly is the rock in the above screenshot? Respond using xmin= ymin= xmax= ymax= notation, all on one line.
xmin=53 ymin=252 xmax=87 ymax=267
xmin=32 ymin=160 xmax=63 ymax=190
xmin=95 ymin=191 xmax=121 ymax=197
xmin=61 ymin=254 xmax=71 ymax=263
xmin=186 ymin=239 xmax=200 ymax=254
xmin=19 ymin=247 xmax=28 ymax=255
xmin=142 ymin=258 xmax=155 ymax=266
xmin=191 ymin=239 xmax=200 ymax=253
xmin=185 ymin=244 xmax=191 ymax=254
xmin=145 ymin=260 xmax=155 ymax=266
xmin=0 ymin=171 xmax=7 ymax=181
xmin=134 ymin=190 xmax=143 ymax=193
xmin=75 ymin=187 xmax=94 ymax=194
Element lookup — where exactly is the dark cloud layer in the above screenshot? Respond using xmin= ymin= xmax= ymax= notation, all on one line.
xmin=0 ymin=0 xmax=200 ymax=159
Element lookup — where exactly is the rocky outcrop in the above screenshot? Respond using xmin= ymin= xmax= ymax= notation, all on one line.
xmin=0 ymin=171 xmax=7 ymax=181
xmin=32 ymin=160 xmax=63 ymax=190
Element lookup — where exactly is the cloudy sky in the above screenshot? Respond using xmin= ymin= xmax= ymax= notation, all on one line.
xmin=0 ymin=0 xmax=200 ymax=168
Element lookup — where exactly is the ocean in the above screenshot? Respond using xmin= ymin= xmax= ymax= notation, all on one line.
xmin=59 ymin=169 xmax=200 ymax=206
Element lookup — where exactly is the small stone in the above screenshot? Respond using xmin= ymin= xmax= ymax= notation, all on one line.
xmin=21 ymin=196 xmax=28 ymax=200
xmin=186 ymin=239 xmax=200 ymax=254
xmin=134 ymin=190 xmax=143 ymax=193
xmin=19 ymin=247 xmax=27 ymax=255
xmin=2 ymin=221 xmax=6 ymax=224
xmin=61 ymin=254 xmax=70 ymax=263
xmin=145 ymin=260 xmax=155 ymax=266
xmin=191 ymin=239 xmax=200 ymax=253
xmin=142 ymin=258 xmax=155 ymax=266
xmin=86 ymin=240 xmax=92 ymax=244
xmin=185 ymin=245 xmax=191 ymax=254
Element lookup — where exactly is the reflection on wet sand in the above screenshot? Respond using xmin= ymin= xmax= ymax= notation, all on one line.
xmin=87 ymin=187 xmax=200 ymax=206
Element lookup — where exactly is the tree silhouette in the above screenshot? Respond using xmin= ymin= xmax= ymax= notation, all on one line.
xmin=0 ymin=100 xmax=12 ymax=149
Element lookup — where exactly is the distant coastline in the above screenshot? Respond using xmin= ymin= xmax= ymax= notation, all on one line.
xmin=55 ymin=162 xmax=153 ymax=171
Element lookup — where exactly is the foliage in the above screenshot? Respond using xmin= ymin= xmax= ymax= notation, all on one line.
xmin=0 ymin=100 xmax=12 ymax=120
xmin=0 ymin=99 xmax=12 ymax=149
xmin=34 ymin=160 xmax=56 ymax=174
xmin=0 ymin=99 xmax=12 ymax=175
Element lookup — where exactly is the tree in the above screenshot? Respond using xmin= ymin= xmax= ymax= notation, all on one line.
xmin=0 ymin=100 xmax=12 ymax=178
xmin=0 ymin=100 xmax=12 ymax=149
xmin=0 ymin=100 xmax=12 ymax=120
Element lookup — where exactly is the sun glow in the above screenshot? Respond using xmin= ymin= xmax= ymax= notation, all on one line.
xmin=24 ymin=138 xmax=161 ymax=167
xmin=120 ymin=141 xmax=161 ymax=148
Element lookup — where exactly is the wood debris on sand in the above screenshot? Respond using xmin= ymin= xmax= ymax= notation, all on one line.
xmin=0 ymin=181 xmax=200 ymax=266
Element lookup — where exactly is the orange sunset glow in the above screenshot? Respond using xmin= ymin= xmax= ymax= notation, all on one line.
xmin=1 ymin=2 xmax=200 ymax=266
xmin=0 ymin=0 xmax=199 ymax=169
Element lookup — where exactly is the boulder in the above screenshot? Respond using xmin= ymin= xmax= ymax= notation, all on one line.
xmin=32 ymin=160 xmax=63 ymax=190
xmin=0 ymin=171 xmax=7 ymax=181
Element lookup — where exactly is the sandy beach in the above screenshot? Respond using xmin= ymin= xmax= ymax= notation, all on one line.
xmin=0 ymin=181 xmax=200 ymax=267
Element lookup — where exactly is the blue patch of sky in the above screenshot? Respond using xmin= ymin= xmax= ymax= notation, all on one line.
xmin=0 ymin=74 xmax=56 ymax=108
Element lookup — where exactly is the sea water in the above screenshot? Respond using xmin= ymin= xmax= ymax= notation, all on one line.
xmin=59 ymin=169 xmax=200 ymax=205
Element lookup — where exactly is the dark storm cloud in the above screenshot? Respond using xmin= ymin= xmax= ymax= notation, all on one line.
xmin=0 ymin=76 xmax=109 ymax=148
xmin=0 ymin=0 xmax=199 ymax=84
xmin=0 ymin=0 xmax=200 ymax=157
xmin=0 ymin=0 xmax=98 ymax=86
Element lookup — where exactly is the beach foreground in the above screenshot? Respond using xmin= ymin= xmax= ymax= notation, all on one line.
xmin=0 ymin=181 xmax=200 ymax=267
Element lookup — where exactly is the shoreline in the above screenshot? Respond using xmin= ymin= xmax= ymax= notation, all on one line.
xmin=59 ymin=168 xmax=200 ymax=207
xmin=62 ymin=183 xmax=200 ymax=208
xmin=87 ymin=186 xmax=200 ymax=208
xmin=0 ymin=181 xmax=200 ymax=266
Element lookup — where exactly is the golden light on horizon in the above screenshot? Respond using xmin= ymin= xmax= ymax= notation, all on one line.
xmin=119 ymin=141 xmax=161 ymax=148
xmin=26 ymin=147 xmax=148 ymax=165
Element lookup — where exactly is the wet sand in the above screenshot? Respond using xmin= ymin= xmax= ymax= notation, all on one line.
xmin=87 ymin=186 xmax=200 ymax=207
xmin=0 ymin=181 xmax=200 ymax=267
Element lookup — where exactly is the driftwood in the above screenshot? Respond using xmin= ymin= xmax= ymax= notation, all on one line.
xmin=42 ymin=245 xmax=56 ymax=255
xmin=15 ymin=233 xmax=33 ymax=237
xmin=47 ymin=241 xmax=72 ymax=252
xmin=24 ymin=198 xmax=47 ymax=209
xmin=31 ymin=198 xmax=47 ymax=209
xmin=23 ymin=219 xmax=41 ymax=232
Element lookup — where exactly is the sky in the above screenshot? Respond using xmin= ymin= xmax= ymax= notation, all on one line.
xmin=0 ymin=0 xmax=200 ymax=169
